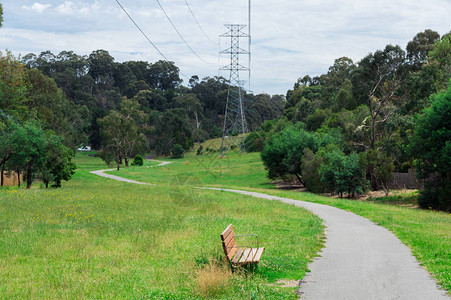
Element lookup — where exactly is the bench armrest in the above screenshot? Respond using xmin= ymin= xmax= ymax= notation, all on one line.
xmin=235 ymin=234 xmax=259 ymax=248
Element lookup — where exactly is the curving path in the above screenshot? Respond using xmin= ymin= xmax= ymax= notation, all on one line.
xmin=90 ymin=164 xmax=449 ymax=299
xmin=202 ymin=188 xmax=449 ymax=300
xmin=89 ymin=159 xmax=172 ymax=185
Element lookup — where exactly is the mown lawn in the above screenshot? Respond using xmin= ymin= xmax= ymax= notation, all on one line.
xmin=108 ymin=147 xmax=451 ymax=295
xmin=0 ymin=151 xmax=324 ymax=299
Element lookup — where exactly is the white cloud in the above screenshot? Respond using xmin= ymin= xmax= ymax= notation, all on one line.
xmin=6 ymin=0 xmax=451 ymax=95
xmin=21 ymin=3 xmax=51 ymax=13
xmin=56 ymin=1 xmax=100 ymax=16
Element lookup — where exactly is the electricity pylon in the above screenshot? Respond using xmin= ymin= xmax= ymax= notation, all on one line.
xmin=220 ymin=24 xmax=250 ymax=156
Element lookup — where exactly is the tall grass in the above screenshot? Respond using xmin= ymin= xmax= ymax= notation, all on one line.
xmin=0 ymin=152 xmax=323 ymax=299
xmin=109 ymin=149 xmax=451 ymax=294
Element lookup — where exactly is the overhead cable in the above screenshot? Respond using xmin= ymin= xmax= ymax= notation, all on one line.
xmin=184 ymin=0 xmax=218 ymax=46
xmin=114 ymin=0 xmax=189 ymax=80
xmin=155 ymin=0 xmax=213 ymax=65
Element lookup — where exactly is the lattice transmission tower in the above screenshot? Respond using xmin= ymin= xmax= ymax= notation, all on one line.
xmin=220 ymin=24 xmax=250 ymax=156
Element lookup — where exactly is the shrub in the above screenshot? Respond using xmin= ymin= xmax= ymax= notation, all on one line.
xmin=320 ymin=149 xmax=368 ymax=198
xmin=301 ymin=149 xmax=327 ymax=193
xmin=261 ymin=125 xmax=317 ymax=184
xmin=418 ymin=178 xmax=451 ymax=212
xmin=131 ymin=154 xmax=144 ymax=166
xmin=196 ymin=145 xmax=203 ymax=155
xmin=171 ymin=144 xmax=185 ymax=159
xmin=245 ymin=131 xmax=265 ymax=152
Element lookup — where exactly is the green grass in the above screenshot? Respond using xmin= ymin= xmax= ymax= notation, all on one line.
xmin=107 ymin=148 xmax=451 ymax=294
xmin=0 ymin=152 xmax=324 ymax=299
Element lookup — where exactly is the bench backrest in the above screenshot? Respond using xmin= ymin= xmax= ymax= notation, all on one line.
xmin=220 ymin=224 xmax=237 ymax=262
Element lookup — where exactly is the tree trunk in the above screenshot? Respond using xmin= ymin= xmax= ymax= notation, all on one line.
xmin=17 ymin=171 xmax=21 ymax=188
xmin=27 ymin=163 xmax=32 ymax=189
xmin=294 ymin=173 xmax=305 ymax=186
xmin=117 ymin=163 xmax=120 ymax=171
xmin=1 ymin=166 xmax=4 ymax=187
xmin=125 ymin=157 xmax=129 ymax=167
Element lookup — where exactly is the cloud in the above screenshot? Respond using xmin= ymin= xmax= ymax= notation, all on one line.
xmin=21 ymin=3 xmax=51 ymax=13
xmin=56 ymin=1 xmax=100 ymax=16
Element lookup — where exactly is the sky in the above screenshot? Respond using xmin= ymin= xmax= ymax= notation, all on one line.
xmin=1 ymin=0 xmax=451 ymax=95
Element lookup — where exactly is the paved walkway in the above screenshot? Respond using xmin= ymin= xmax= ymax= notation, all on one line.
xmin=202 ymin=188 xmax=449 ymax=300
xmin=90 ymin=166 xmax=449 ymax=299
xmin=89 ymin=159 xmax=172 ymax=184
xmin=90 ymin=169 xmax=152 ymax=185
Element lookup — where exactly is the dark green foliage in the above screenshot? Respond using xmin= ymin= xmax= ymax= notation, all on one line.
xmin=411 ymin=81 xmax=451 ymax=179
xmin=301 ymin=149 xmax=326 ymax=193
xmin=0 ymin=3 xmax=3 ymax=28
xmin=245 ymin=131 xmax=265 ymax=152
xmin=418 ymin=178 xmax=451 ymax=212
xmin=360 ymin=149 xmax=395 ymax=194
xmin=261 ymin=125 xmax=317 ymax=184
xmin=411 ymin=81 xmax=451 ymax=212
xmin=320 ymin=149 xmax=368 ymax=198
xmin=171 ymin=144 xmax=185 ymax=159
xmin=42 ymin=134 xmax=76 ymax=188
xmin=196 ymin=145 xmax=203 ymax=155
xmin=131 ymin=154 xmax=144 ymax=166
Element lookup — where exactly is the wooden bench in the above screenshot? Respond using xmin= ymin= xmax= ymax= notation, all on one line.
xmin=220 ymin=224 xmax=264 ymax=266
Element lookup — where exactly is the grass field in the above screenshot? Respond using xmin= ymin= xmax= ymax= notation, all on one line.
xmin=106 ymin=146 xmax=451 ymax=295
xmin=0 ymin=150 xmax=324 ymax=299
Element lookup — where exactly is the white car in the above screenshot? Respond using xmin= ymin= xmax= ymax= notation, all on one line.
xmin=77 ymin=146 xmax=92 ymax=151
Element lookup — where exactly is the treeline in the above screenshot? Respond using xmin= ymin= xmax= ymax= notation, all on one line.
xmin=248 ymin=29 xmax=451 ymax=212
xmin=1 ymin=52 xmax=77 ymax=188
xmin=21 ymin=50 xmax=284 ymax=154
xmin=1 ymin=48 xmax=284 ymax=186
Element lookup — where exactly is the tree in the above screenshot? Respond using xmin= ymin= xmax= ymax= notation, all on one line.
xmin=0 ymin=51 xmax=29 ymax=119
xmin=174 ymin=93 xmax=203 ymax=139
xmin=406 ymin=29 xmax=440 ymax=71
xmin=98 ymin=99 xmax=147 ymax=168
xmin=0 ymin=116 xmax=19 ymax=186
xmin=171 ymin=144 xmax=185 ymax=159
xmin=410 ymin=80 xmax=451 ymax=211
xmin=88 ymin=50 xmax=115 ymax=84
xmin=320 ymin=149 xmax=367 ymax=198
xmin=41 ymin=134 xmax=76 ymax=188
xmin=360 ymin=149 xmax=394 ymax=196
xmin=7 ymin=121 xmax=47 ymax=189
xmin=0 ymin=3 xmax=3 ymax=28
xmin=147 ymin=60 xmax=182 ymax=90
xmin=261 ymin=125 xmax=317 ymax=185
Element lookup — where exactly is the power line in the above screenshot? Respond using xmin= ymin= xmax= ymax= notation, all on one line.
xmin=155 ymin=0 xmax=213 ymax=65
xmin=114 ymin=0 xmax=189 ymax=80
xmin=184 ymin=0 xmax=218 ymax=46
xmin=114 ymin=0 xmax=169 ymax=61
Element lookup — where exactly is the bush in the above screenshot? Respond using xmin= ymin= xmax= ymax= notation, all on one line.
xmin=245 ymin=131 xmax=265 ymax=152
xmin=131 ymin=154 xmax=144 ymax=166
xmin=301 ymin=149 xmax=327 ymax=193
xmin=320 ymin=149 xmax=368 ymax=198
xmin=196 ymin=145 xmax=203 ymax=155
xmin=261 ymin=125 xmax=318 ymax=184
xmin=171 ymin=144 xmax=185 ymax=159
xmin=418 ymin=178 xmax=451 ymax=212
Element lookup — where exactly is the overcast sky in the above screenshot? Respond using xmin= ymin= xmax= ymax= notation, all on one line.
xmin=1 ymin=0 xmax=451 ymax=95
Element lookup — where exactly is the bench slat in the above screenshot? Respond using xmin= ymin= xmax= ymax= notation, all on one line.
xmin=245 ymin=248 xmax=258 ymax=263
xmin=252 ymin=247 xmax=265 ymax=263
xmin=221 ymin=224 xmax=234 ymax=240
xmin=232 ymin=248 xmax=244 ymax=264
xmin=239 ymin=248 xmax=252 ymax=264
xmin=223 ymin=233 xmax=235 ymax=249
